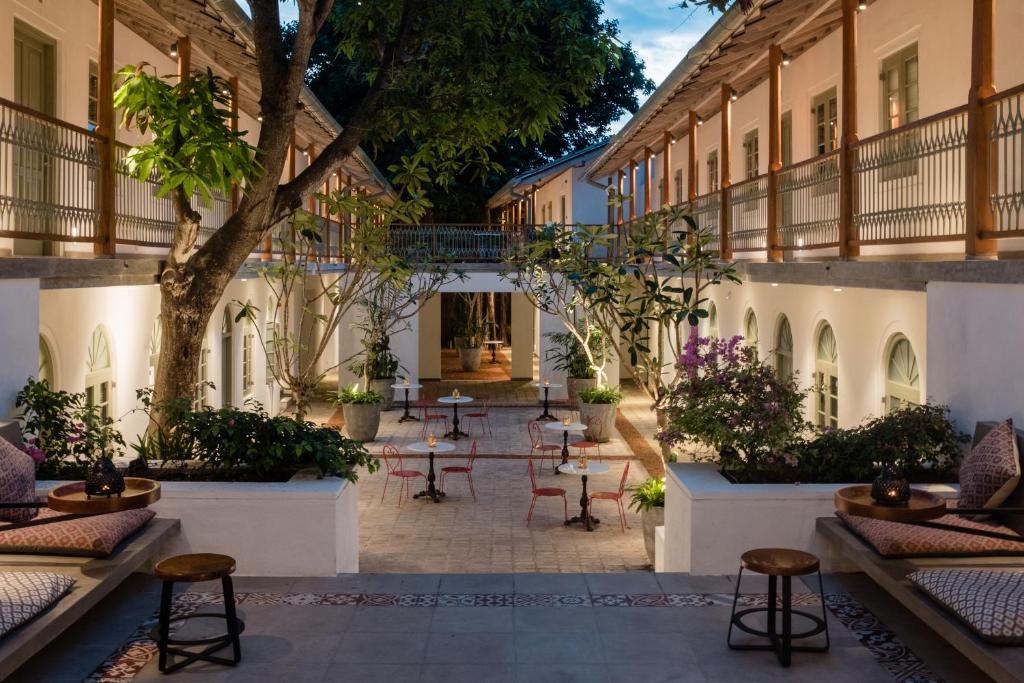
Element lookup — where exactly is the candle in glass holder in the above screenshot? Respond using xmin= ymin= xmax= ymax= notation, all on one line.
xmin=403 ymin=377 xmax=410 ymax=386
xmin=452 ymin=388 xmax=460 ymax=399
xmin=578 ymin=454 xmax=588 ymax=470
xmin=562 ymin=416 xmax=571 ymax=427
xmin=427 ymin=433 xmax=437 ymax=448
xmin=543 ymin=377 xmax=550 ymax=387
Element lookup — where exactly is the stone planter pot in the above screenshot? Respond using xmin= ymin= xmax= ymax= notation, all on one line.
xmin=567 ymin=377 xmax=598 ymax=408
xmin=458 ymin=346 xmax=482 ymax=372
xmin=641 ymin=506 xmax=665 ymax=565
xmin=578 ymin=401 xmax=617 ymax=442
xmin=342 ymin=403 xmax=381 ymax=442
xmin=370 ymin=377 xmax=395 ymax=411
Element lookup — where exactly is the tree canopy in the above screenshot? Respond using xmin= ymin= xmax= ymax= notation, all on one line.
xmin=298 ymin=1 xmax=654 ymax=222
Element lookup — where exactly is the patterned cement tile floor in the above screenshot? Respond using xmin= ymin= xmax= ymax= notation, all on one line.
xmin=358 ymin=458 xmax=650 ymax=573
xmin=10 ymin=573 xmax=988 ymax=682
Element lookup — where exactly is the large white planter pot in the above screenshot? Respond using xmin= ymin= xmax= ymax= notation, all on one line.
xmin=37 ymin=474 xmax=359 ymax=576
xmin=370 ymin=378 xmax=395 ymax=411
xmin=578 ymin=401 xmax=616 ymax=442
xmin=458 ymin=347 xmax=482 ymax=372
xmin=661 ymin=463 xmax=959 ymax=575
xmin=641 ymin=506 xmax=665 ymax=565
xmin=567 ymin=377 xmax=598 ymax=408
xmin=342 ymin=403 xmax=381 ymax=442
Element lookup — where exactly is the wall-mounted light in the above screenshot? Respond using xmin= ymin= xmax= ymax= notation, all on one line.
xmin=697 ymin=116 xmax=704 ymax=126
xmin=770 ymin=283 xmax=779 ymax=287
xmin=781 ymin=53 xmax=791 ymax=67
xmin=671 ymin=137 xmax=677 ymax=145
xmin=730 ymin=89 xmax=738 ymax=102
xmin=857 ymin=1 xmax=867 ymax=10
xmin=170 ymin=42 xmax=179 ymax=58
xmin=257 ymin=113 xmax=264 ymax=122
xmin=221 ymin=86 xmax=231 ymax=96
xmin=833 ymin=287 xmax=843 ymax=292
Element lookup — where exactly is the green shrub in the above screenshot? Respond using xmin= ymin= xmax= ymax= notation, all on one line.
xmin=629 ymin=477 xmax=665 ymax=511
xmin=335 ymin=385 xmax=383 ymax=405
xmin=349 ymin=337 xmax=400 ymax=380
xmin=579 ymin=385 xmax=623 ymax=404
xmin=545 ymin=325 xmax=608 ymax=379
xmin=131 ymin=388 xmax=377 ymax=482
xmin=16 ymin=378 xmax=125 ymax=479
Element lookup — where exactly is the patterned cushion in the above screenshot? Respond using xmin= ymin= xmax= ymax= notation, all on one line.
xmin=837 ymin=510 xmax=1024 ymax=557
xmin=909 ymin=569 xmax=1024 ymax=644
xmin=0 ymin=571 xmax=75 ymax=637
xmin=960 ymin=419 xmax=1021 ymax=517
xmin=0 ymin=438 xmax=38 ymax=523
xmin=0 ymin=508 xmax=155 ymax=557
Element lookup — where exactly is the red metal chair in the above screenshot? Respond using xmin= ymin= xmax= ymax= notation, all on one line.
xmin=380 ymin=445 xmax=425 ymax=506
xmin=571 ymin=415 xmax=603 ymax=460
xmin=440 ymin=440 xmax=477 ymax=500
xmin=463 ymin=398 xmax=492 ymax=437
xmin=526 ymin=458 xmax=567 ymax=526
xmin=419 ymin=387 xmax=449 ymax=439
xmin=588 ymin=461 xmax=631 ymax=532
xmin=528 ymin=421 xmax=561 ymax=473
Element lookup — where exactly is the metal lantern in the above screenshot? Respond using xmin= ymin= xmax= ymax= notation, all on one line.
xmin=85 ymin=457 xmax=126 ymax=498
xmin=870 ymin=464 xmax=910 ymax=506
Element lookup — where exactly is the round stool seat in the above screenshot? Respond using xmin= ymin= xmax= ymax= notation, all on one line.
xmin=740 ymin=548 xmax=819 ymax=577
xmin=155 ymin=553 xmax=236 ymax=582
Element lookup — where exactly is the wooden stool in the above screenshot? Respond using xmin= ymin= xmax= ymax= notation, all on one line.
xmin=727 ymin=548 xmax=829 ymax=667
xmin=152 ymin=553 xmax=243 ymax=674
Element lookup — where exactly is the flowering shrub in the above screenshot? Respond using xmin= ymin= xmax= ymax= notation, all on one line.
xmin=15 ymin=378 xmax=125 ymax=479
xmin=658 ymin=334 xmax=809 ymax=477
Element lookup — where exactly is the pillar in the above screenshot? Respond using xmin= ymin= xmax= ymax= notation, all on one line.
xmin=510 ymin=293 xmax=536 ymax=381
xmin=838 ymin=0 xmax=860 ymax=259
xmin=629 ymin=160 xmax=638 ymax=221
xmin=229 ymin=76 xmax=240 ymax=213
xmin=662 ymin=132 xmax=673 ymax=207
xmin=643 ymin=147 xmax=653 ymax=215
xmin=767 ymin=44 xmax=784 ymax=262
xmin=417 ymin=294 xmax=442 ymax=381
xmin=94 ymin=0 xmax=116 ymax=256
xmin=719 ymin=84 xmax=733 ymax=260
xmin=688 ymin=111 xmax=699 ymax=202
xmin=965 ymin=0 xmax=998 ymax=258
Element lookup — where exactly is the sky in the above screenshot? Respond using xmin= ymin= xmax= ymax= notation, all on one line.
xmin=261 ymin=1 xmax=718 ymax=132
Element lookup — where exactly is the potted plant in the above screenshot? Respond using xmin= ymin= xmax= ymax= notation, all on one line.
xmin=629 ymin=477 xmax=665 ymax=565
xmin=334 ymin=384 xmax=384 ymax=443
xmin=349 ymin=337 xmax=400 ymax=411
xmin=456 ymin=320 xmax=483 ymax=372
xmin=546 ymin=325 xmax=608 ymax=407
xmin=577 ymin=385 xmax=622 ymax=443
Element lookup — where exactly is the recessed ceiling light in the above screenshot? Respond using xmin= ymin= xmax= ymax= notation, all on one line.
xmin=833 ymin=287 xmax=843 ymax=292
xmin=771 ymin=283 xmax=779 ymax=287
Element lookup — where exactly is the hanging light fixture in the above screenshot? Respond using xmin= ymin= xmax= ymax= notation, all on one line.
xmin=170 ymin=42 xmax=179 ymax=58
xmin=730 ymin=89 xmax=739 ymax=102
xmin=782 ymin=53 xmax=791 ymax=67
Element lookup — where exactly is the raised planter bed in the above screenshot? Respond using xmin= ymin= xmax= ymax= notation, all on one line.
xmin=36 ymin=473 xmax=358 ymax=577
xmin=662 ymin=463 xmax=958 ymax=575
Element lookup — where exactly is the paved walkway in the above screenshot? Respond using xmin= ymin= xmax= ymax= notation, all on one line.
xmin=13 ymin=572 xmax=986 ymax=682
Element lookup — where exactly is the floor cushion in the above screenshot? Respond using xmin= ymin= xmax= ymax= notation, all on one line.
xmin=909 ymin=569 xmax=1024 ymax=644
xmin=837 ymin=510 xmax=1024 ymax=557
xmin=0 ymin=571 xmax=75 ymax=637
xmin=960 ymin=419 xmax=1021 ymax=518
xmin=0 ymin=437 xmax=38 ymax=523
xmin=0 ymin=508 xmax=155 ymax=557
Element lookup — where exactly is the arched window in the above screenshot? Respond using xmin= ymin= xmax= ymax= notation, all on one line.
xmin=221 ymin=307 xmax=233 ymax=407
xmin=815 ymin=322 xmax=839 ymax=428
xmin=242 ymin=301 xmax=255 ymax=397
xmin=85 ymin=326 xmax=114 ymax=420
xmin=707 ymin=303 xmax=719 ymax=338
xmin=743 ymin=309 xmax=759 ymax=350
xmin=38 ymin=336 xmax=55 ymax=387
xmin=885 ymin=335 xmax=920 ymax=413
xmin=194 ymin=336 xmax=210 ymax=410
xmin=774 ymin=315 xmax=793 ymax=381
xmin=148 ymin=315 xmax=161 ymax=387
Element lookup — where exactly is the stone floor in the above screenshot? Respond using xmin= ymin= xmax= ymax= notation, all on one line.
xmin=11 ymin=572 xmax=988 ymax=683
xmin=358 ymin=457 xmax=650 ymax=573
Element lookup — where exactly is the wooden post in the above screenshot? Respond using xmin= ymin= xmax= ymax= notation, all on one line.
xmin=285 ymin=137 xmax=297 ymax=263
xmin=94 ymin=0 xmax=116 ymax=256
xmin=767 ymin=44 xmax=784 ymax=262
xmin=965 ymin=0 xmax=998 ymax=258
xmin=662 ymin=132 xmax=673 ymax=207
xmin=323 ymin=174 xmax=333 ymax=263
xmin=228 ymin=76 xmax=240 ymax=213
xmin=838 ymin=0 xmax=860 ymax=259
xmin=345 ymin=174 xmax=353 ymax=263
xmin=616 ymin=169 xmax=625 ymax=256
xmin=688 ymin=111 xmax=699 ymax=202
xmin=629 ymin=160 xmax=638 ymax=221
xmin=719 ymin=84 xmax=733 ymax=260
xmin=606 ymin=176 xmax=614 ymax=224
xmin=643 ymin=147 xmax=653 ymax=215
xmin=176 ymin=35 xmax=191 ymax=83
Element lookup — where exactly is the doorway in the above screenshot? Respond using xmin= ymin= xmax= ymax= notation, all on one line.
xmin=440 ymin=292 xmax=511 ymax=381
xmin=13 ymin=20 xmax=57 ymax=256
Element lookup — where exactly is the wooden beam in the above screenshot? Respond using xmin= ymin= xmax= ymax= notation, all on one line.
xmin=616 ymin=170 xmax=625 ymax=225
xmin=176 ymin=35 xmax=190 ymax=82
xmin=629 ymin=160 xmax=638 ymax=221
xmin=767 ymin=44 xmax=784 ymax=262
xmin=323 ymin=172 xmax=332 ymax=263
xmin=688 ymin=111 xmax=699 ymax=201
xmin=606 ymin=176 xmax=614 ymax=225
xmin=643 ymin=147 xmax=653 ymax=215
xmin=719 ymin=84 xmax=733 ymax=260
xmin=965 ymin=0 xmax=998 ymax=258
xmin=662 ymin=132 xmax=673 ymax=208
xmin=95 ymin=0 xmax=116 ymax=256
xmin=838 ymin=0 xmax=859 ymax=259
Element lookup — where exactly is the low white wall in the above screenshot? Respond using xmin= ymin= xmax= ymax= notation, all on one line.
xmin=37 ymin=476 xmax=359 ymax=577
xmin=663 ymin=463 xmax=958 ymax=575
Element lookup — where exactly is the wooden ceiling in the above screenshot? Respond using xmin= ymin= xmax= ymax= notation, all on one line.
xmin=591 ymin=0 xmax=845 ymax=178
xmin=111 ymin=0 xmax=378 ymax=184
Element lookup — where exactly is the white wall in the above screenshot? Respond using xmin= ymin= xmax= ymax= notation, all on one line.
xmin=0 ymin=280 xmax=40 ymax=420
xmin=926 ymin=282 xmax=1024 ymax=431
xmin=706 ymin=279 xmax=926 ymax=428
